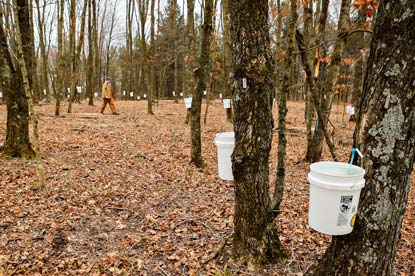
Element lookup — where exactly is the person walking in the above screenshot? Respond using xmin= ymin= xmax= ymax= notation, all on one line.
xmin=100 ymin=77 xmax=119 ymax=115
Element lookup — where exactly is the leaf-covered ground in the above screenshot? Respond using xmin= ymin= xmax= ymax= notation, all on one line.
xmin=0 ymin=100 xmax=413 ymax=276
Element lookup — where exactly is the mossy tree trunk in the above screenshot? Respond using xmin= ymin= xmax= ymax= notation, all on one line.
xmin=229 ymin=0 xmax=286 ymax=264
xmin=190 ymin=0 xmax=213 ymax=168
xmin=307 ymin=1 xmax=415 ymax=275
xmin=0 ymin=0 xmax=35 ymax=159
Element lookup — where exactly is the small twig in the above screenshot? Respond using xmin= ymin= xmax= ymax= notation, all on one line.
xmin=157 ymin=264 xmax=170 ymax=276
xmin=201 ymin=237 xmax=228 ymax=264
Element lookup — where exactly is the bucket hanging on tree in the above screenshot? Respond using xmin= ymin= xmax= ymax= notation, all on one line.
xmin=308 ymin=160 xmax=365 ymax=235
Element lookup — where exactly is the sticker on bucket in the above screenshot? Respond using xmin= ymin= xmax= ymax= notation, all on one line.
xmin=350 ymin=214 xmax=357 ymax=227
xmin=337 ymin=195 xmax=353 ymax=226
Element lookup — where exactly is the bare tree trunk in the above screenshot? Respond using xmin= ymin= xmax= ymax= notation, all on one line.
xmin=86 ymin=0 xmax=95 ymax=106
xmin=307 ymin=1 xmax=415 ymax=274
xmin=350 ymin=10 xmax=368 ymax=123
xmin=230 ymin=0 xmax=286 ymax=265
xmin=138 ymin=0 xmax=153 ymax=114
xmin=28 ymin=1 xmax=41 ymax=104
xmin=67 ymin=0 xmax=76 ymax=113
xmin=185 ymin=0 xmax=195 ymax=124
xmin=12 ymin=0 xmax=45 ymax=187
xmin=190 ymin=0 xmax=213 ymax=167
xmin=271 ymin=0 xmax=298 ymax=213
xmin=93 ymin=0 xmax=99 ymax=94
xmin=172 ymin=0 xmax=179 ymax=103
xmin=126 ymin=0 xmax=134 ymax=98
xmin=203 ymin=0 xmax=218 ymax=125
xmin=150 ymin=0 xmax=156 ymax=105
xmin=35 ymin=0 xmax=51 ymax=102
xmin=55 ymin=0 xmax=65 ymax=116
xmin=222 ymin=0 xmax=232 ymax=122
xmin=303 ymin=0 xmax=315 ymax=159
xmin=0 ymin=3 xmax=35 ymax=158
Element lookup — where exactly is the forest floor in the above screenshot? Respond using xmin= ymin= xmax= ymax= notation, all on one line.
xmin=0 ymin=100 xmax=414 ymax=276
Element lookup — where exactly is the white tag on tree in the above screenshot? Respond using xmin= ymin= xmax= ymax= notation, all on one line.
xmin=219 ymin=93 xmax=222 ymax=99
xmin=180 ymin=92 xmax=183 ymax=97
xmin=43 ymin=89 xmax=47 ymax=95
xmin=130 ymin=92 xmax=133 ymax=97
xmin=138 ymin=96 xmax=141 ymax=100
xmin=184 ymin=97 xmax=192 ymax=109
xmin=144 ymin=94 xmax=147 ymax=99
xmin=67 ymin=88 xmax=71 ymax=93
xmin=242 ymin=78 xmax=247 ymax=88
xmin=223 ymin=99 xmax=231 ymax=109
xmin=346 ymin=105 xmax=355 ymax=115
xmin=94 ymin=92 xmax=98 ymax=97
xmin=203 ymin=90 xmax=207 ymax=96
xmin=123 ymin=91 xmax=126 ymax=96
xmin=0 ymin=92 xmax=3 ymax=97
xmin=173 ymin=91 xmax=176 ymax=96
xmin=76 ymin=86 xmax=82 ymax=93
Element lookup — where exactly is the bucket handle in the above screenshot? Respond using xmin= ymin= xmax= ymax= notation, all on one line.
xmin=349 ymin=148 xmax=364 ymax=189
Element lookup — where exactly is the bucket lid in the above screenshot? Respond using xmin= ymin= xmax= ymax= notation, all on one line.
xmin=308 ymin=161 xmax=366 ymax=190
xmin=214 ymin=132 xmax=235 ymax=146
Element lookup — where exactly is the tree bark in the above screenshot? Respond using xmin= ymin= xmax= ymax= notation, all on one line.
xmin=190 ymin=0 xmax=213 ymax=167
xmin=222 ymin=0 xmax=232 ymax=122
xmin=138 ymin=0 xmax=153 ymax=114
xmin=303 ymin=0 xmax=315 ymax=160
xmin=55 ymin=0 xmax=65 ymax=116
xmin=35 ymin=0 xmax=51 ymax=102
xmin=0 ymin=0 xmax=35 ymax=158
xmin=271 ymin=0 xmax=297 ymax=213
xmin=86 ymin=0 xmax=95 ymax=106
xmin=230 ymin=0 xmax=286 ymax=264
xmin=184 ymin=0 xmax=195 ymax=124
xmin=307 ymin=1 xmax=415 ymax=275
xmin=12 ymin=0 xmax=45 ymax=187
xmin=67 ymin=0 xmax=77 ymax=113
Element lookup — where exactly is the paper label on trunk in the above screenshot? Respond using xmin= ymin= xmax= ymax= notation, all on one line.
xmin=184 ymin=97 xmax=192 ymax=109
xmin=223 ymin=99 xmax=231 ymax=109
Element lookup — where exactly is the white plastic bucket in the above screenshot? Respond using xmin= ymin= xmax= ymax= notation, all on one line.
xmin=214 ymin=132 xmax=235 ymax=181
xmin=308 ymin=162 xmax=365 ymax=235
xmin=184 ymin=97 xmax=192 ymax=109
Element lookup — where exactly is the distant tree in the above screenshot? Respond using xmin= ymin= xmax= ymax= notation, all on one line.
xmin=190 ymin=0 xmax=213 ymax=167
xmin=305 ymin=0 xmax=349 ymax=162
xmin=307 ymin=0 xmax=415 ymax=275
xmin=138 ymin=0 xmax=153 ymax=114
xmin=67 ymin=0 xmax=77 ymax=113
xmin=35 ymin=0 xmax=51 ymax=102
xmin=0 ymin=0 xmax=35 ymax=158
xmin=272 ymin=0 xmax=298 ymax=212
xmin=222 ymin=0 xmax=232 ymax=122
xmin=229 ymin=0 xmax=286 ymax=264
xmin=55 ymin=0 xmax=65 ymax=116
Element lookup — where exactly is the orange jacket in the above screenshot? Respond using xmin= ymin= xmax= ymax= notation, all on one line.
xmin=101 ymin=82 xmax=113 ymax=99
